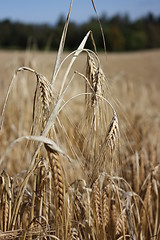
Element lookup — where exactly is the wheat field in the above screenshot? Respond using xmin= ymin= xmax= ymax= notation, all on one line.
xmin=0 ymin=46 xmax=160 ymax=240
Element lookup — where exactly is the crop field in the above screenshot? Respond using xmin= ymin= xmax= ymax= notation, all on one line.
xmin=0 ymin=47 xmax=160 ymax=239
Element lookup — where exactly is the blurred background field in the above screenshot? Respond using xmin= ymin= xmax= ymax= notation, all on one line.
xmin=0 ymin=48 xmax=159 ymax=179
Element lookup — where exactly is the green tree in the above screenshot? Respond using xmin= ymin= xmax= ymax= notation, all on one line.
xmin=107 ymin=25 xmax=125 ymax=51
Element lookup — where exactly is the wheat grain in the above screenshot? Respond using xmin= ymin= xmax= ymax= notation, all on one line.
xmin=111 ymin=198 xmax=118 ymax=238
xmin=92 ymin=179 xmax=103 ymax=226
xmin=105 ymin=111 xmax=119 ymax=153
xmin=47 ymin=150 xmax=65 ymax=221
xmin=102 ymin=186 xmax=110 ymax=228
xmin=70 ymin=227 xmax=80 ymax=240
xmin=116 ymin=209 xmax=127 ymax=238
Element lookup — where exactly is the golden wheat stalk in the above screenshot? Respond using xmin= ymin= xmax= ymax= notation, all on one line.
xmin=70 ymin=227 xmax=80 ymax=240
xmin=105 ymin=111 xmax=119 ymax=153
xmin=92 ymin=179 xmax=102 ymax=226
xmin=102 ymin=187 xmax=110 ymax=228
xmin=140 ymin=178 xmax=152 ymax=237
xmin=111 ymin=198 xmax=118 ymax=238
xmin=0 ymin=171 xmax=12 ymax=232
xmin=46 ymin=150 xmax=65 ymax=221
xmin=86 ymin=52 xmax=104 ymax=107
xmin=38 ymin=75 xmax=53 ymax=112
xmin=39 ymin=164 xmax=46 ymax=221
xmin=115 ymin=209 xmax=127 ymax=238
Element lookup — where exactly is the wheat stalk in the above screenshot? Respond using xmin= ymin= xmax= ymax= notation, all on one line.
xmin=116 ymin=209 xmax=127 ymax=239
xmin=92 ymin=179 xmax=103 ymax=226
xmin=37 ymin=74 xmax=53 ymax=119
xmin=70 ymin=227 xmax=80 ymax=240
xmin=46 ymin=149 xmax=65 ymax=224
xmin=102 ymin=186 xmax=110 ymax=228
xmin=86 ymin=52 xmax=105 ymax=107
xmin=0 ymin=171 xmax=12 ymax=232
xmin=140 ymin=178 xmax=152 ymax=238
xmin=105 ymin=111 xmax=119 ymax=154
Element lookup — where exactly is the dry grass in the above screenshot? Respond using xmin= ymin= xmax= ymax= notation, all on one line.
xmin=0 ymin=32 xmax=160 ymax=240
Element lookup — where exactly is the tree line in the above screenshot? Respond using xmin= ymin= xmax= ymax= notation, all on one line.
xmin=0 ymin=13 xmax=160 ymax=51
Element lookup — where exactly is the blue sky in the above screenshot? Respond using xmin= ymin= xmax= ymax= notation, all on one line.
xmin=0 ymin=0 xmax=160 ymax=24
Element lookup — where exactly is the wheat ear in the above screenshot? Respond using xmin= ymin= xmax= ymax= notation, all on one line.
xmin=105 ymin=111 xmax=119 ymax=153
xmin=70 ymin=227 xmax=80 ymax=240
xmin=92 ymin=179 xmax=102 ymax=226
xmin=102 ymin=187 xmax=110 ymax=228
xmin=111 ymin=198 xmax=118 ymax=239
xmin=116 ymin=209 xmax=127 ymax=238
xmin=37 ymin=74 xmax=53 ymax=114
xmin=0 ymin=171 xmax=12 ymax=232
xmin=47 ymin=149 xmax=65 ymax=219
xmin=86 ymin=52 xmax=104 ymax=106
